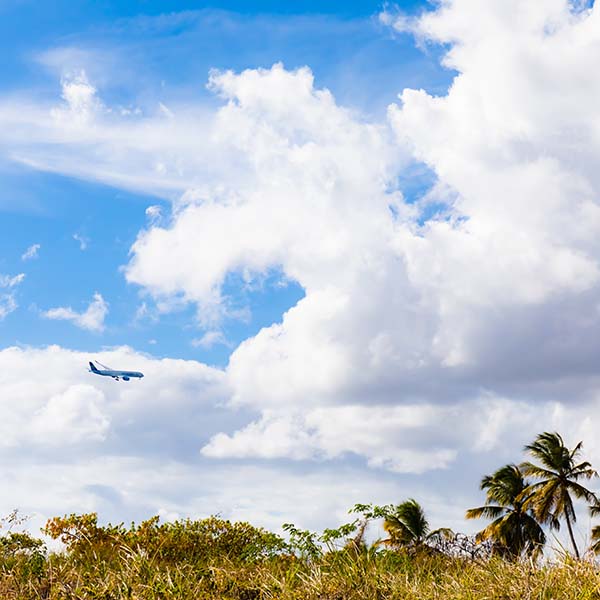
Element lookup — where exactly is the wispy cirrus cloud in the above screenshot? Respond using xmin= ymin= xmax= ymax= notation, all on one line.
xmin=192 ymin=330 xmax=230 ymax=350
xmin=72 ymin=233 xmax=89 ymax=251
xmin=0 ymin=273 xmax=24 ymax=320
xmin=21 ymin=243 xmax=40 ymax=261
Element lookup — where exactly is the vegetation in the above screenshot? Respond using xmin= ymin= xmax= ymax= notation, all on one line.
xmin=369 ymin=498 xmax=453 ymax=552
xmin=466 ymin=464 xmax=545 ymax=559
xmin=521 ymin=431 xmax=597 ymax=558
xmin=1 ymin=431 xmax=600 ymax=598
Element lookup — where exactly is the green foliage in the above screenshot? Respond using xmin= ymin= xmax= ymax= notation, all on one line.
xmin=319 ymin=520 xmax=360 ymax=545
xmin=521 ymin=431 xmax=598 ymax=558
xmin=1 ymin=535 xmax=600 ymax=599
xmin=281 ymin=523 xmax=321 ymax=560
xmin=45 ymin=513 xmax=288 ymax=566
xmin=350 ymin=502 xmax=392 ymax=521
xmin=357 ymin=499 xmax=453 ymax=553
xmin=380 ymin=498 xmax=430 ymax=547
xmin=466 ymin=464 xmax=545 ymax=559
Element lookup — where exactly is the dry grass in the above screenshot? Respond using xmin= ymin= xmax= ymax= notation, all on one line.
xmin=0 ymin=514 xmax=599 ymax=599
xmin=1 ymin=547 xmax=600 ymax=599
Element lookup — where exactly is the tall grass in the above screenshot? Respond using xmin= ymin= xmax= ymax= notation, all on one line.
xmin=2 ymin=546 xmax=600 ymax=599
xmin=0 ymin=513 xmax=600 ymax=599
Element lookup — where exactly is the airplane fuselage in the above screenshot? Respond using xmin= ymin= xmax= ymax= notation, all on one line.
xmin=95 ymin=369 xmax=144 ymax=381
xmin=89 ymin=362 xmax=143 ymax=381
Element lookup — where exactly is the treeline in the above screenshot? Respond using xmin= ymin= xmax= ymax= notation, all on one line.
xmin=286 ymin=430 xmax=600 ymax=561
xmin=0 ymin=431 xmax=600 ymax=598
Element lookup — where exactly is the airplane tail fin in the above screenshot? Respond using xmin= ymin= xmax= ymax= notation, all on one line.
xmin=89 ymin=361 xmax=98 ymax=372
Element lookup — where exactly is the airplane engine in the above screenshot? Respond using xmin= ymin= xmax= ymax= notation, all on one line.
xmin=122 ymin=376 xmax=130 ymax=381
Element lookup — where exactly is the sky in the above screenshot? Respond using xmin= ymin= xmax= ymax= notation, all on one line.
xmin=2 ymin=0 xmax=600 ymax=549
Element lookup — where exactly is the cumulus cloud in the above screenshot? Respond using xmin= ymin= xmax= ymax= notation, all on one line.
xmin=3 ymin=0 xmax=600 ymax=541
xmin=0 ymin=345 xmax=262 ymax=530
xmin=202 ymin=404 xmax=459 ymax=473
xmin=29 ymin=385 xmax=110 ymax=444
xmin=0 ymin=345 xmax=228 ymax=450
xmin=0 ymin=345 xmax=447 ymax=542
xmin=43 ymin=292 xmax=109 ymax=332
xmin=125 ymin=64 xmax=404 ymax=326
xmin=0 ymin=344 xmax=598 ymax=544
xmin=127 ymin=3 xmax=600 ymax=472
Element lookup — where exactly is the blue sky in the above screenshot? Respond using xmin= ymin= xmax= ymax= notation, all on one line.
xmin=0 ymin=0 xmax=451 ymax=366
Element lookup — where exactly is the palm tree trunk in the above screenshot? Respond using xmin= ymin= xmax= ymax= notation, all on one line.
xmin=565 ymin=513 xmax=580 ymax=558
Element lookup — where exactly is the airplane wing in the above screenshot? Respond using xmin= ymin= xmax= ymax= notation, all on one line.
xmin=95 ymin=359 xmax=114 ymax=370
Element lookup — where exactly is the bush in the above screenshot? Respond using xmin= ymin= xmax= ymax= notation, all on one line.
xmin=44 ymin=513 xmax=288 ymax=566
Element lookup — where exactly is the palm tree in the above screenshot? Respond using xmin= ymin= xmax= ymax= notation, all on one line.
xmin=378 ymin=499 xmax=452 ymax=552
xmin=466 ymin=464 xmax=546 ymax=559
xmin=521 ymin=431 xmax=598 ymax=558
xmin=589 ymin=502 xmax=600 ymax=555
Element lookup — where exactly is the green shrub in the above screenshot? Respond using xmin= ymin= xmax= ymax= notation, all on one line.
xmin=44 ymin=513 xmax=287 ymax=566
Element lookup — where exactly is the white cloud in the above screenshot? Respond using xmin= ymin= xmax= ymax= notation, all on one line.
xmin=0 ymin=345 xmax=285 ymax=533
xmin=158 ymin=102 xmax=174 ymax=119
xmin=192 ymin=330 xmax=229 ymax=349
xmin=0 ymin=297 xmax=17 ymax=320
xmin=124 ymin=64 xmax=403 ymax=328
xmin=0 ymin=272 xmax=25 ymax=320
xmin=43 ymin=292 xmax=109 ymax=332
xmin=145 ymin=204 xmax=162 ymax=224
xmin=0 ymin=345 xmax=228 ymax=451
xmin=29 ymin=385 xmax=110 ymax=444
xmin=202 ymin=404 xmax=460 ymax=473
xmin=3 ymin=0 xmax=600 ymax=542
xmin=72 ymin=233 xmax=88 ymax=250
xmin=200 ymin=395 xmax=600 ymax=476
xmin=0 ymin=273 xmax=25 ymax=288
xmin=0 ymin=343 xmax=598 ymax=546
xmin=21 ymin=244 xmax=40 ymax=261
xmin=124 ymin=5 xmax=600 ymax=471
xmin=53 ymin=70 xmax=103 ymax=124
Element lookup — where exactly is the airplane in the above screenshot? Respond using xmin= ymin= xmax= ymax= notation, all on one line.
xmin=88 ymin=360 xmax=144 ymax=381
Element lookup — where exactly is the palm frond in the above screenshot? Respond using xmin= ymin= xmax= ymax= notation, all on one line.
xmin=467 ymin=463 xmax=545 ymax=559
xmin=524 ymin=431 xmax=598 ymax=557
xmin=383 ymin=499 xmax=430 ymax=547
xmin=466 ymin=506 xmax=505 ymax=520
xmin=519 ymin=462 xmax=556 ymax=480
xmin=590 ymin=525 xmax=600 ymax=554
xmin=427 ymin=527 xmax=454 ymax=541
xmin=590 ymin=502 xmax=600 ymax=518
xmin=567 ymin=481 xmax=598 ymax=504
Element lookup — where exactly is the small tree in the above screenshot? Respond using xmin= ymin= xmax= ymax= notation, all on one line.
xmin=375 ymin=499 xmax=453 ymax=552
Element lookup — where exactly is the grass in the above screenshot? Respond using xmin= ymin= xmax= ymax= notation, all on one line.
xmin=1 ymin=514 xmax=600 ymax=599
xmin=3 ymin=548 xmax=600 ymax=599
